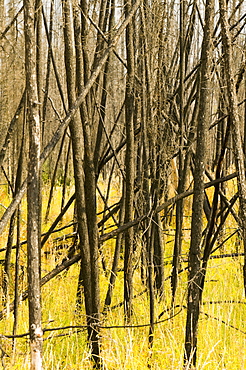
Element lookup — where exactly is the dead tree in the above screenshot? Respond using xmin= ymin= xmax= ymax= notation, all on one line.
xmin=184 ymin=0 xmax=214 ymax=366
xmin=219 ymin=0 xmax=246 ymax=295
xmin=24 ymin=0 xmax=43 ymax=368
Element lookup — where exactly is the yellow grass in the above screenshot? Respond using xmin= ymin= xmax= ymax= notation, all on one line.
xmin=0 ymin=179 xmax=246 ymax=369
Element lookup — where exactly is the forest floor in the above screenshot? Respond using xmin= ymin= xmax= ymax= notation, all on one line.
xmin=0 ymin=184 xmax=246 ymax=369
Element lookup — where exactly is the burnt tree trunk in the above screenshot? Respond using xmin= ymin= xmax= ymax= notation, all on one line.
xmin=123 ymin=0 xmax=136 ymax=322
xmin=219 ymin=0 xmax=246 ymax=297
xmin=184 ymin=0 xmax=214 ymax=366
xmin=63 ymin=1 xmax=103 ymax=366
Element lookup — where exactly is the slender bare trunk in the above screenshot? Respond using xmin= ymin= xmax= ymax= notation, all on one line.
xmin=219 ymin=0 xmax=246 ymax=295
xmin=123 ymin=0 xmax=136 ymax=322
xmin=24 ymin=0 xmax=43 ymax=367
xmin=184 ymin=0 xmax=214 ymax=366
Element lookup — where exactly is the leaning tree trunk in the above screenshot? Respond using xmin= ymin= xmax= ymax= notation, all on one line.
xmin=219 ymin=0 xmax=246 ymax=297
xmin=184 ymin=0 xmax=214 ymax=367
xmin=24 ymin=0 xmax=43 ymax=368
